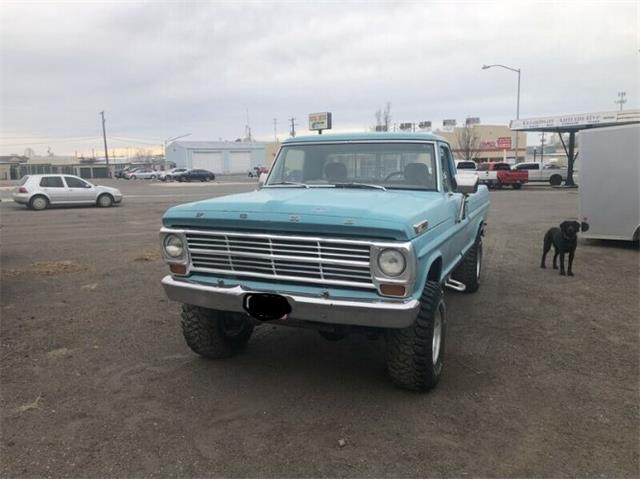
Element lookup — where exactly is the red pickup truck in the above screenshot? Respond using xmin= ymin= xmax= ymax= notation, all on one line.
xmin=476 ymin=162 xmax=528 ymax=189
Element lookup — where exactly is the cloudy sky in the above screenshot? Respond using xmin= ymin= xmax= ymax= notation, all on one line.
xmin=0 ymin=0 xmax=637 ymax=155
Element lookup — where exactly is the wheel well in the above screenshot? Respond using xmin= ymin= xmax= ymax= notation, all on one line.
xmin=633 ymin=225 xmax=640 ymax=241
xmin=30 ymin=194 xmax=48 ymax=203
xmin=427 ymin=257 xmax=442 ymax=283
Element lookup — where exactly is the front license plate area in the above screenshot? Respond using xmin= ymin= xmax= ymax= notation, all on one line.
xmin=243 ymin=293 xmax=292 ymax=321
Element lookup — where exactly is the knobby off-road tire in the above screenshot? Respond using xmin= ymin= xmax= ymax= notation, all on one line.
xmin=385 ymin=281 xmax=446 ymax=391
xmin=452 ymin=236 xmax=482 ymax=293
xmin=181 ymin=305 xmax=254 ymax=359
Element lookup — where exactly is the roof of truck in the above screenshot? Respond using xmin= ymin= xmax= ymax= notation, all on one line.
xmin=282 ymin=132 xmax=447 ymax=144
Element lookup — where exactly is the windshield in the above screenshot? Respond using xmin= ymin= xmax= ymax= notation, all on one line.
xmin=267 ymin=142 xmax=437 ymax=190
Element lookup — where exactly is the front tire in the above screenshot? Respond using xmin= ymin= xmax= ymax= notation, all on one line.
xmin=97 ymin=193 xmax=114 ymax=208
xmin=550 ymin=174 xmax=562 ymax=186
xmin=385 ymin=281 xmax=446 ymax=391
xmin=181 ymin=305 xmax=254 ymax=359
xmin=512 ymin=183 xmax=522 ymax=190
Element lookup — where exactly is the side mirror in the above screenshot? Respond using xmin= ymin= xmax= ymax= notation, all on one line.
xmin=455 ymin=173 xmax=478 ymax=195
xmin=258 ymin=172 xmax=268 ymax=187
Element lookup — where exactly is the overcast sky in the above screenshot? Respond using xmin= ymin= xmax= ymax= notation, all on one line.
xmin=0 ymin=0 xmax=638 ymax=155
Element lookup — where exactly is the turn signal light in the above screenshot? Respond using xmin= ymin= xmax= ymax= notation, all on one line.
xmin=380 ymin=284 xmax=406 ymax=297
xmin=169 ymin=264 xmax=187 ymax=275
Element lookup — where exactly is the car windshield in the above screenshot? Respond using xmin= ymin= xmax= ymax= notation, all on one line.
xmin=267 ymin=142 xmax=437 ymax=191
xmin=457 ymin=162 xmax=475 ymax=169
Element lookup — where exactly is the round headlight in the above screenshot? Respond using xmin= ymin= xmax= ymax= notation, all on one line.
xmin=377 ymin=249 xmax=406 ymax=277
xmin=164 ymin=234 xmax=184 ymax=258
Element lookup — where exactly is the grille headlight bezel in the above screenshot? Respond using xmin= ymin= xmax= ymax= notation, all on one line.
xmin=370 ymin=242 xmax=416 ymax=297
xmin=160 ymin=229 xmax=189 ymax=267
xmin=377 ymin=248 xmax=407 ymax=277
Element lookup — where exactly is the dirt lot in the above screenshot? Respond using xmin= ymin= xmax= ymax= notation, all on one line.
xmin=1 ymin=181 xmax=638 ymax=478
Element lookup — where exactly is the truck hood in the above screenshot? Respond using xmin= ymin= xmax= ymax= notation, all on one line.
xmin=162 ymin=187 xmax=444 ymax=241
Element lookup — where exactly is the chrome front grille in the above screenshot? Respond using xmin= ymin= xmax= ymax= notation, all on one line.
xmin=184 ymin=230 xmax=375 ymax=289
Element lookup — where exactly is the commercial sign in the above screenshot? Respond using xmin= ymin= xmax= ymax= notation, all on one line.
xmin=309 ymin=112 xmax=332 ymax=131
xmin=497 ymin=137 xmax=512 ymax=149
xmin=442 ymin=119 xmax=457 ymax=127
xmin=465 ymin=117 xmax=480 ymax=125
xmin=399 ymin=122 xmax=413 ymax=131
xmin=418 ymin=121 xmax=432 ymax=130
xmin=510 ymin=109 xmax=640 ymax=130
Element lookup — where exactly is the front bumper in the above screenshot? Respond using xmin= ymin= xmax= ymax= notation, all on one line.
xmin=161 ymin=275 xmax=420 ymax=329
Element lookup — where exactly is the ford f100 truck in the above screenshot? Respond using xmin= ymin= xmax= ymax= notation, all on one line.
xmin=160 ymin=132 xmax=490 ymax=391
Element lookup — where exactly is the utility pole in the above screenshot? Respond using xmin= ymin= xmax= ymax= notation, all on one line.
xmin=99 ymin=111 xmax=110 ymax=169
xmin=540 ymin=132 xmax=546 ymax=165
xmin=615 ymin=91 xmax=627 ymax=111
xmin=289 ymin=117 xmax=297 ymax=137
xmin=273 ymin=118 xmax=278 ymax=142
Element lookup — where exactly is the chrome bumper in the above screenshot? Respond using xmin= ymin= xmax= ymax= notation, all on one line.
xmin=161 ymin=275 xmax=420 ymax=329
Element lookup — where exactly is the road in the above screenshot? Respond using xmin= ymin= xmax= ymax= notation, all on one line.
xmin=1 ymin=180 xmax=638 ymax=477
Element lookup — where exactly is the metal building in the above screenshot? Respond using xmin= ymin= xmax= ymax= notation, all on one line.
xmin=165 ymin=141 xmax=267 ymax=174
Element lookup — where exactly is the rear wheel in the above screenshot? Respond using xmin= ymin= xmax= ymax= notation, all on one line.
xmin=181 ymin=305 xmax=254 ymax=359
xmin=452 ymin=235 xmax=482 ymax=293
xmin=130 ymin=175 xmax=137 ymax=180
xmin=550 ymin=174 xmax=562 ymax=186
xmin=386 ymin=281 xmax=446 ymax=391
xmin=29 ymin=195 xmax=48 ymax=211
xmin=512 ymin=183 xmax=522 ymax=190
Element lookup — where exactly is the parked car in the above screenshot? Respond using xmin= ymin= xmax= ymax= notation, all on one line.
xmin=159 ymin=132 xmax=490 ymax=392
xmin=127 ymin=168 xmax=158 ymax=180
xmin=512 ymin=162 xmax=566 ymax=185
xmin=455 ymin=160 xmax=477 ymax=171
xmin=173 ymin=169 xmax=215 ymax=182
xmin=248 ymin=166 xmax=268 ymax=177
xmin=13 ymin=174 xmax=123 ymax=210
xmin=159 ymin=168 xmax=187 ymax=182
xmin=477 ymin=162 xmax=528 ymax=189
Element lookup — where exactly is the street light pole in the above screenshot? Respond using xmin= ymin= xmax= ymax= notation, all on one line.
xmin=163 ymin=133 xmax=191 ymax=172
xmin=482 ymin=64 xmax=522 ymax=162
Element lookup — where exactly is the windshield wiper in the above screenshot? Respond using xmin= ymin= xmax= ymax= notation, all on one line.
xmin=333 ymin=182 xmax=387 ymax=191
xmin=267 ymin=181 xmax=309 ymax=188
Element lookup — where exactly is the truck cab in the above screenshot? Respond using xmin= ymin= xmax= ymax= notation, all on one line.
xmin=160 ymin=132 xmax=490 ymax=391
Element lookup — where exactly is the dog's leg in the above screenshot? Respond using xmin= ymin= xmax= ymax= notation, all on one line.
xmin=541 ymin=232 xmax=552 ymax=268
xmin=568 ymin=251 xmax=575 ymax=276
xmin=559 ymin=253 xmax=566 ymax=275
xmin=553 ymin=250 xmax=559 ymax=269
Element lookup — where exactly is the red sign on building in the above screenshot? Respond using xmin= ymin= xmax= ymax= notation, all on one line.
xmin=497 ymin=137 xmax=512 ymax=149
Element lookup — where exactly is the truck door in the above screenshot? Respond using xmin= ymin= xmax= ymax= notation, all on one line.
xmin=439 ymin=144 xmax=466 ymax=271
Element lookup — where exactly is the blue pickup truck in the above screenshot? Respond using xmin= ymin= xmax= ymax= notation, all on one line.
xmin=160 ymin=132 xmax=490 ymax=391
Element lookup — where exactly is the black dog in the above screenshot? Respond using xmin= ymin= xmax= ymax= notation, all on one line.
xmin=540 ymin=221 xmax=588 ymax=276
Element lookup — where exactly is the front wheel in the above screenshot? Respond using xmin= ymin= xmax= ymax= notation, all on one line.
xmin=512 ymin=183 xmax=522 ymax=190
xmin=97 ymin=193 xmax=114 ymax=208
xmin=549 ymin=174 xmax=562 ymax=186
xmin=181 ymin=305 xmax=254 ymax=359
xmin=385 ymin=281 xmax=446 ymax=391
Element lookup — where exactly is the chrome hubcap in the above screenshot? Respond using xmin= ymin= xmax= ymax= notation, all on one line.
xmin=432 ymin=309 xmax=442 ymax=365
xmin=33 ymin=198 xmax=45 ymax=209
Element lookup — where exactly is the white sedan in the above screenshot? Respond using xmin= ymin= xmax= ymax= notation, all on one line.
xmin=13 ymin=174 xmax=123 ymax=210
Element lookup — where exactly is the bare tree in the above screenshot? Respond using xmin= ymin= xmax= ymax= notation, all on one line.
xmin=374 ymin=102 xmax=392 ymax=132
xmin=455 ymin=125 xmax=481 ymax=161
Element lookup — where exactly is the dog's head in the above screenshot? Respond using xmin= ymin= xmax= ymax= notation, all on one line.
xmin=560 ymin=220 xmax=586 ymax=239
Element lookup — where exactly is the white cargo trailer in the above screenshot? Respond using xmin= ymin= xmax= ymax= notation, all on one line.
xmin=578 ymin=124 xmax=640 ymax=241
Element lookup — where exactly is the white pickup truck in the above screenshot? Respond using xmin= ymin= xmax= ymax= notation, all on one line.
xmin=512 ymin=162 xmax=566 ymax=185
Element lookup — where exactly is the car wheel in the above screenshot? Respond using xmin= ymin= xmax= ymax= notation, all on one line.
xmin=550 ymin=174 xmax=562 ymax=186
xmin=452 ymin=235 xmax=482 ymax=293
xmin=97 ymin=193 xmax=114 ymax=208
xmin=29 ymin=195 xmax=49 ymax=211
xmin=151 ymin=175 xmax=156 ymax=180
xmin=512 ymin=183 xmax=522 ymax=190
xmin=181 ymin=305 xmax=254 ymax=359
xmin=386 ymin=281 xmax=446 ymax=391
xmin=130 ymin=175 xmax=137 ymax=180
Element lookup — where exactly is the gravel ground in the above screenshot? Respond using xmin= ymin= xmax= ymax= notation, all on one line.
xmin=1 ymin=181 xmax=638 ymax=478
